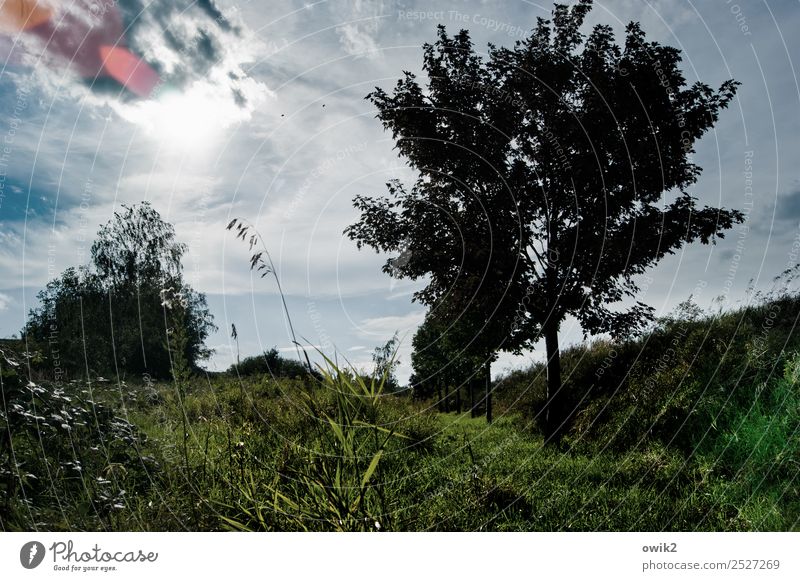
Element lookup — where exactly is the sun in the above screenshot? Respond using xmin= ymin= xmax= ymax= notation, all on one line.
xmin=119 ymin=80 xmax=247 ymax=152
xmin=148 ymin=90 xmax=221 ymax=149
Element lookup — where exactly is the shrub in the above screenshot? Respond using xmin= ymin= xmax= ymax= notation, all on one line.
xmin=230 ymin=347 xmax=319 ymax=380
xmin=0 ymin=347 xmax=157 ymax=530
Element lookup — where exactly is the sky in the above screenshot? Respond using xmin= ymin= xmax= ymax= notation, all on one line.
xmin=0 ymin=0 xmax=799 ymax=382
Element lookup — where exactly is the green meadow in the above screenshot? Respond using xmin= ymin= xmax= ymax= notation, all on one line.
xmin=3 ymin=290 xmax=798 ymax=531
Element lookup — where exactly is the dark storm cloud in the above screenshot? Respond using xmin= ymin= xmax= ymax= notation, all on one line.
xmin=194 ymin=0 xmax=237 ymax=32
xmin=120 ymin=0 xmax=239 ymax=36
xmin=118 ymin=0 xmax=248 ymax=97
xmin=775 ymin=190 xmax=800 ymax=222
xmin=111 ymin=0 xmax=258 ymax=108
xmin=0 ymin=0 xmax=255 ymax=107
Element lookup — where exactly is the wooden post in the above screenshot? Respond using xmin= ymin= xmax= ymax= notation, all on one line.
xmin=469 ymin=376 xmax=480 ymax=418
xmin=467 ymin=378 xmax=475 ymax=418
xmin=485 ymin=360 xmax=492 ymax=424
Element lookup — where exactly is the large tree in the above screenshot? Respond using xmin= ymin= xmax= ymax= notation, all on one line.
xmin=346 ymin=0 xmax=743 ymax=443
xmin=25 ymin=203 xmax=215 ymax=379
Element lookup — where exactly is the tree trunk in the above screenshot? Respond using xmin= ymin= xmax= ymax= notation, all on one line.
xmin=485 ymin=360 xmax=492 ymax=424
xmin=543 ymin=321 xmax=564 ymax=444
xmin=470 ymin=377 xmax=476 ymax=418
xmin=455 ymin=383 xmax=462 ymax=413
xmin=436 ymin=382 xmax=443 ymax=412
xmin=444 ymin=384 xmax=450 ymax=413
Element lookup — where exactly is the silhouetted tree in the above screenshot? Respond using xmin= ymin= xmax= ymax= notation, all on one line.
xmin=25 ymin=203 xmax=215 ymax=379
xmin=346 ymin=0 xmax=743 ymax=443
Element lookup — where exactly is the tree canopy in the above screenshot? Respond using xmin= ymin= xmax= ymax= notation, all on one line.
xmin=346 ymin=0 xmax=743 ymax=441
xmin=24 ymin=203 xmax=215 ymax=380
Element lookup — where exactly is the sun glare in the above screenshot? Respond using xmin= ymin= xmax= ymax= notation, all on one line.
xmin=119 ymin=81 xmax=247 ymax=152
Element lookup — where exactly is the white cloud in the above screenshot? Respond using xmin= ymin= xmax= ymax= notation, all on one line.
xmin=334 ymin=0 xmax=387 ymax=59
xmin=0 ymin=293 xmax=11 ymax=311
xmin=337 ymin=23 xmax=381 ymax=59
xmin=356 ymin=311 xmax=425 ymax=339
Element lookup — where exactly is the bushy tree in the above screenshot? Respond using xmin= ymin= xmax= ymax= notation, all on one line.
xmin=411 ymin=311 xmax=489 ymax=416
xmin=230 ymin=347 xmax=317 ymax=380
xmin=24 ymin=203 xmax=215 ymax=379
xmin=347 ymin=0 xmax=743 ymax=442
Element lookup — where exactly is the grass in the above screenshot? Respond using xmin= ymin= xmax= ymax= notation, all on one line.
xmin=394 ymin=414 xmax=744 ymax=531
xmin=2 ymin=292 xmax=800 ymax=531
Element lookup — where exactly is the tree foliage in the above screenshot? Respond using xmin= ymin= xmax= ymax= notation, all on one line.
xmin=24 ymin=203 xmax=215 ymax=379
xmin=410 ymin=312 xmax=485 ymax=400
xmin=230 ymin=347 xmax=319 ymax=380
xmin=346 ymin=0 xmax=743 ymax=441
